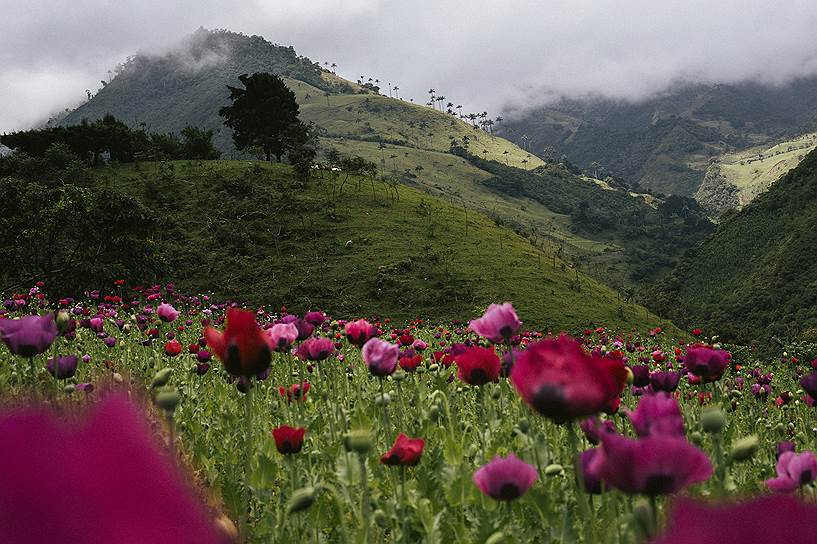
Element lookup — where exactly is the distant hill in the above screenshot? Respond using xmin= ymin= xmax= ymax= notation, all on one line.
xmin=1 ymin=158 xmax=672 ymax=332
xmin=695 ymin=132 xmax=817 ymax=216
xmin=652 ymin=148 xmax=817 ymax=344
xmin=53 ymin=28 xmax=712 ymax=289
xmin=498 ymin=79 xmax=817 ymax=198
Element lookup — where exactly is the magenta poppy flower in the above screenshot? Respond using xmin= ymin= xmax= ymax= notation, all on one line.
xmin=303 ymin=311 xmax=326 ymax=326
xmin=650 ymin=371 xmax=681 ymax=392
xmin=296 ymin=337 xmax=334 ymax=361
xmin=630 ymin=365 xmax=650 ymax=387
xmin=89 ymin=316 xmax=104 ymax=333
xmin=590 ymin=432 xmax=712 ymax=495
xmin=684 ymin=346 xmax=729 ymax=382
xmin=580 ymin=448 xmax=604 ymax=494
xmin=655 ymin=495 xmax=817 ymax=544
xmin=0 ymin=396 xmax=221 ymax=543
xmin=627 ymin=392 xmax=685 ymax=437
xmin=455 ymin=346 xmax=501 ymax=386
xmin=45 ymin=355 xmax=79 ymax=380
xmin=156 ymin=303 xmax=180 ymax=323
xmin=579 ymin=416 xmax=617 ymax=445
xmin=0 ymin=313 xmax=58 ymax=357
xmin=473 ymin=453 xmax=537 ymax=501
xmin=267 ymin=323 xmax=298 ymax=352
xmin=510 ymin=335 xmax=627 ymax=422
xmin=800 ymin=371 xmax=817 ymax=401
xmin=272 ymin=425 xmax=306 ymax=454
xmin=345 ymin=319 xmax=378 ymax=348
xmin=469 ymin=303 xmax=522 ymax=344
xmin=766 ymin=451 xmax=817 ymax=493
xmin=362 ymin=338 xmax=399 ymax=377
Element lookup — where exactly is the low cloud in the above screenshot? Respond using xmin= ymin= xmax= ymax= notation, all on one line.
xmin=3 ymin=0 xmax=817 ymax=130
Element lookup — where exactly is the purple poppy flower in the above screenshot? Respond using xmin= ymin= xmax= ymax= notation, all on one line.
xmin=766 ymin=451 xmax=817 ymax=493
xmin=630 ymin=365 xmax=650 ymax=387
xmin=0 ymin=313 xmax=58 ymax=357
xmin=469 ymin=303 xmax=522 ymax=344
xmin=590 ymin=432 xmax=712 ymax=496
xmin=685 ymin=346 xmax=729 ymax=382
xmin=580 ymin=416 xmax=617 ymax=445
xmin=777 ymin=441 xmax=796 ymax=460
xmin=156 ymin=303 xmax=180 ymax=323
xmin=296 ymin=337 xmax=334 ymax=361
xmin=0 ymin=396 xmax=221 ymax=543
xmin=103 ymin=337 xmax=117 ymax=348
xmin=580 ymin=448 xmax=604 ymax=494
xmin=655 ymin=495 xmax=817 ymax=544
xmin=362 ymin=338 xmax=399 ymax=377
xmin=627 ymin=392 xmax=685 ymax=437
xmin=473 ymin=453 xmax=537 ymax=501
xmin=800 ymin=372 xmax=817 ymax=401
xmin=75 ymin=382 xmax=94 ymax=394
xmin=303 ymin=311 xmax=326 ymax=326
xmin=267 ymin=323 xmax=298 ymax=352
xmin=650 ymin=371 xmax=681 ymax=392
xmin=45 ymin=355 xmax=79 ymax=380
xmin=89 ymin=317 xmax=104 ymax=333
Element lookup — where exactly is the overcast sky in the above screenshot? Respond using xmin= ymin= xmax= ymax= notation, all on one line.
xmin=3 ymin=0 xmax=817 ymax=131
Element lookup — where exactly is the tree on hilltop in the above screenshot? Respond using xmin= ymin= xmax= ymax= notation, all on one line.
xmin=219 ymin=72 xmax=305 ymax=162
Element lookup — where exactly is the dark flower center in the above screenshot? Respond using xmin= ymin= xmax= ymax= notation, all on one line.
xmin=531 ymin=384 xmax=568 ymax=420
xmin=800 ymin=470 xmax=813 ymax=485
xmin=496 ymin=483 xmax=521 ymax=500
xmin=469 ymin=368 xmax=490 ymax=385
xmin=644 ymin=474 xmax=675 ymax=495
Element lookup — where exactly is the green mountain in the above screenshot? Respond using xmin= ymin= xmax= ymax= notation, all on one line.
xmin=1 ymin=157 xmax=672 ymax=332
xmin=499 ymin=79 xmax=817 ymax=198
xmin=53 ymin=28 xmax=712 ymax=289
xmin=652 ymin=148 xmax=817 ymax=344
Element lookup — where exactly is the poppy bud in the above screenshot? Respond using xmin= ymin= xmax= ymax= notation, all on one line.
xmin=112 ymin=372 xmax=123 ymax=384
xmin=150 ymin=368 xmax=172 ymax=388
xmin=633 ymin=499 xmax=655 ymax=540
xmin=155 ymin=389 xmax=181 ymax=413
xmin=689 ymin=431 xmax=704 ymax=446
xmin=287 ymin=487 xmax=316 ymax=514
xmin=730 ymin=435 xmax=759 ymax=462
xmin=63 ymin=384 xmax=75 ymax=394
xmin=375 ymin=393 xmax=391 ymax=406
xmin=518 ymin=418 xmax=530 ymax=434
xmin=544 ymin=464 xmax=564 ymax=477
xmin=485 ymin=531 xmax=506 ymax=544
xmin=56 ymin=311 xmax=72 ymax=334
xmin=701 ymin=408 xmax=725 ymax=433
xmin=625 ymin=366 xmax=634 ymax=384
xmin=343 ymin=429 xmax=372 ymax=454
xmin=491 ymin=386 xmax=501 ymax=400
xmin=373 ymin=509 xmax=388 ymax=528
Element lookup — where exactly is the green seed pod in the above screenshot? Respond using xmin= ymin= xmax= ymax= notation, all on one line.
xmin=632 ymin=499 xmax=654 ymax=540
xmin=63 ymin=384 xmax=75 ymax=394
xmin=729 ymin=435 xmax=759 ymax=462
xmin=491 ymin=386 xmax=501 ymax=400
xmin=150 ymin=368 xmax=172 ymax=389
xmin=56 ymin=311 xmax=72 ymax=334
xmin=287 ymin=487 xmax=316 ymax=514
xmin=775 ymin=423 xmax=786 ymax=433
xmin=544 ymin=464 xmax=564 ymax=477
xmin=689 ymin=431 xmax=704 ymax=446
xmin=485 ymin=531 xmax=505 ymax=544
xmin=375 ymin=393 xmax=391 ymax=406
xmin=343 ymin=429 xmax=372 ymax=454
xmin=701 ymin=408 xmax=725 ymax=434
xmin=155 ymin=389 xmax=181 ymax=413
xmin=518 ymin=418 xmax=530 ymax=434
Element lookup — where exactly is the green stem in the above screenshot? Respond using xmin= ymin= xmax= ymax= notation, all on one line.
xmin=241 ymin=385 xmax=254 ymax=542
xmin=358 ymin=454 xmax=369 ymax=544
xmin=567 ymin=422 xmax=592 ymax=542
xmin=379 ymin=377 xmax=391 ymax=437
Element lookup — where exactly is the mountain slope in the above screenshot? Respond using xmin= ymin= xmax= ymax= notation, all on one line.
xmin=53 ymin=28 xmax=712 ymax=289
xmin=499 ymin=79 xmax=817 ymax=197
xmin=653 ymin=148 xmax=817 ymax=343
xmin=11 ymin=159 xmax=670 ymax=331
xmin=695 ymin=132 xmax=817 ymax=215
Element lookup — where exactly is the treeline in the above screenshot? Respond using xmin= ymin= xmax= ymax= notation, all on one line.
xmin=0 ymin=114 xmax=220 ymax=165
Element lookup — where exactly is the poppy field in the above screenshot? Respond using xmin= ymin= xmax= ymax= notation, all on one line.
xmin=2 ymin=282 xmax=817 ymax=543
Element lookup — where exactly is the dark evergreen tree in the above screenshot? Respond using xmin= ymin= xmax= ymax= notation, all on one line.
xmin=219 ymin=72 xmax=304 ymax=162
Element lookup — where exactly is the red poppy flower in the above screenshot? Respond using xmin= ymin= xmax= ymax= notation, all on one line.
xmin=279 ymin=382 xmax=311 ymax=403
xmin=510 ymin=335 xmax=627 ymax=422
xmin=380 ymin=433 xmax=425 ymax=466
xmin=204 ymin=308 xmax=271 ymax=376
xmin=163 ymin=340 xmax=182 ymax=357
xmin=272 ymin=425 xmax=306 ymax=454
xmin=455 ymin=346 xmax=501 ymax=386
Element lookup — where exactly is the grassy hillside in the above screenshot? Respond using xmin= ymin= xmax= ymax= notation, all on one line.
xmin=653 ymin=148 xmax=817 ymax=344
xmin=500 ymin=79 xmax=817 ymax=197
xmin=55 ymin=160 xmax=669 ymax=331
xmin=695 ymin=132 xmax=817 ymax=215
xmin=52 ymin=28 xmax=712 ymax=291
